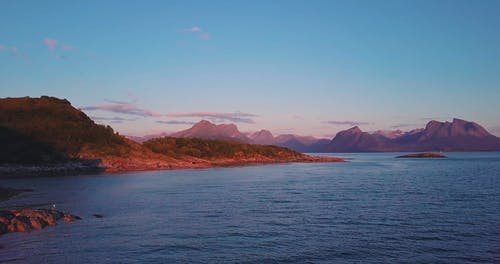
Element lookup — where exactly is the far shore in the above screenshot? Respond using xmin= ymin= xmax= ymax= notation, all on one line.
xmin=0 ymin=155 xmax=345 ymax=177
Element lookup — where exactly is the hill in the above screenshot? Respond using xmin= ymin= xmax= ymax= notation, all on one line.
xmin=143 ymin=137 xmax=318 ymax=163
xmin=0 ymin=96 xmax=129 ymax=160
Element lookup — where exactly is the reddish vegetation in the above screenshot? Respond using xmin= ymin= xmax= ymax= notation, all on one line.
xmin=92 ymin=138 xmax=344 ymax=173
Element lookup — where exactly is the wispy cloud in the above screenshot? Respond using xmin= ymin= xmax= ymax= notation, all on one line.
xmin=390 ymin=123 xmax=420 ymax=129
xmin=0 ymin=44 xmax=29 ymax=62
xmin=43 ymin=38 xmax=74 ymax=59
xmin=200 ymin=32 xmax=211 ymax=40
xmin=182 ymin=26 xmax=202 ymax=32
xmin=91 ymin=116 xmax=138 ymax=124
xmin=167 ymin=112 xmax=257 ymax=124
xmin=324 ymin=120 xmax=371 ymax=126
xmin=44 ymin=38 xmax=58 ymax=50
xmin=419 ymin=117 xmax=449 ymax=121
xmin=82 ymin=101 xmax=163 ymax=117
xmin=104 ymin=99 xmax=137 ymax=105
xmin=180 ymin=26 xmax=211 ymax=41
xmin=156 ymin=120 xmax=196 ymax=125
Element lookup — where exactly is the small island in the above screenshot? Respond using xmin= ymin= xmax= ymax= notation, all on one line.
xmin=397 ymin=152 xmax=447 ymax=158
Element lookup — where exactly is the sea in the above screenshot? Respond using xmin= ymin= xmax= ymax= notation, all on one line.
xmin=0 ymin=152 xmax=499 ymax=263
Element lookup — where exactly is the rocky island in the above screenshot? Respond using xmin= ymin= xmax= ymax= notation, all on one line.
xmin=397 ymin=152 xmax=447 ymax=158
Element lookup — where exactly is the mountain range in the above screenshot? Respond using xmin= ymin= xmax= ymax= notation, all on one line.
xmin=137 ymin=120 xmax=330 ymax=152
xmin=144 ymin=119 xmax=500 ymax=152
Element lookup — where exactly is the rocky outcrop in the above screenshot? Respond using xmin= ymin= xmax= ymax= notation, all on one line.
xmin=0 ymin=160 xmax=103 ymax=177
xmin=0 ymin=209 xmax=81 ymax=235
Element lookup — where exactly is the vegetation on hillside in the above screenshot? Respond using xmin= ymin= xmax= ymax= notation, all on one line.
xmin=0 ymin=96 xmax=129 ymax=162
xmin=143 ymin=137 xmax=304 ymax=160
xmin=0 ymin=127 xmax=68 ymax=164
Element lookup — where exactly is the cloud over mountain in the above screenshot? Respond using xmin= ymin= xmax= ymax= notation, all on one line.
xmin=156 ymin=120 xmax=196 ymax=125
xmin=325 ymin=120 xmax=371 ymax=126
xmin=167 ymin=112 xmax=257 ymax=124
xmin=82 ymin=101 xmax=163 ymax=117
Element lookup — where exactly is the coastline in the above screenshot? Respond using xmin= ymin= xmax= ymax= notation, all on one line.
xmin=0 ymin=155 xmax=345 ymax=177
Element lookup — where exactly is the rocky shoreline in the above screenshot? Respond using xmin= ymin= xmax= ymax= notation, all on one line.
xmin=90 ymin=155 xmax=346 ymax=174
xmin=0 ymin=208 xmax=81 ymax=235
xmin=0 ymin=159 xmax=104 ymax=177
xmin=0 ymin=155 xmax=345 ymax=176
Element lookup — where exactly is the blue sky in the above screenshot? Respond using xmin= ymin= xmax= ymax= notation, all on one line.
xmin=1 ymin=0 xmax=499 ymax=137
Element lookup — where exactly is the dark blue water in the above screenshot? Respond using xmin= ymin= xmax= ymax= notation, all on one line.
xmin=1 ymin=153 xmax=499 ymax=263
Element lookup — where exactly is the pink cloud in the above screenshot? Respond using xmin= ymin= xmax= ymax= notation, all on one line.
xmin=167 ymin=112 xmax=257 ymax=123
xmin=183 ymin=26 xmax=202 ymax=32
xmin=82 ymin=101 xmax=164 ymax=117
xmin=0 ymin=44 xmax=17 ymax=54
xmin=44 ymin=38 xmax=58 ymax=50
xmin=0 ymin=44 xmax=28 ymax=62
xmin=324 ymin=120 xmax=371 ymax=126
xmin=61 ymin=44 xmax=73 ymax=50
xmin=180 ymin=26 xmax=211 ymax=40
xmin=43 ymin=38 xmax=74 ymax=59
xmin=156 ymin=120 xmax=196 ymax=125
xmin=200 ymin=32 xmax=211 ymax=40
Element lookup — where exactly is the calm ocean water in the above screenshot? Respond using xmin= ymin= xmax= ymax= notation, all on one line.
xmin=1 ymin=152 xmax=499 ymax=263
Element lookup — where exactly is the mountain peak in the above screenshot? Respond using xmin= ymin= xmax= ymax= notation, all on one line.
xmin=423 ymin=118 xmax=491 ymax=138
xmin=193 ymin=120 xmax=215 ymax=128
xmin=251 ymin=129 xmax=273 ymax=137
xmin=249 ymin=129 xmax=275 ymax=145
xmin=346 ymin=126 xmax=362 ymax=133
xmin=170 ymin=120 xmax=249 ymax=142
xmin=372 ymin=129 xmax=404 ymax=139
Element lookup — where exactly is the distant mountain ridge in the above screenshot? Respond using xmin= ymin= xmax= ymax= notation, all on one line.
xmin=170 ymin=120 xmax=250 ymax=142
xmin=160 ymin=120 xmax=329 ymax=152
xmin=326 ymin=118 xmax=500 ymax=152
xmin=154 ymin=118 xmax=500 ymax=153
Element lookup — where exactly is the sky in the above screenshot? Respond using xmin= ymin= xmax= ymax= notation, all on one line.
xmin=1 ymin=0 xmax=500 ymax=137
